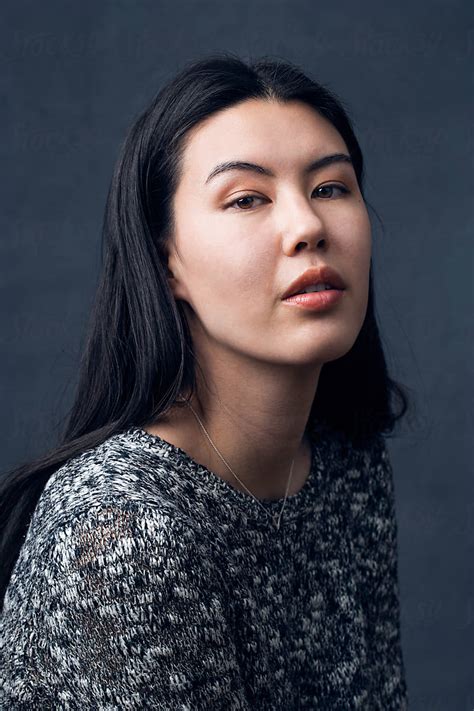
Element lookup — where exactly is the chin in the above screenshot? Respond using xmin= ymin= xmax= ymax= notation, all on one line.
xmin=282 ymin=327 xmax=359 ymax=364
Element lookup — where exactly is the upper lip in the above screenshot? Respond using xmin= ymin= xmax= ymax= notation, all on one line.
xmin=282 ymin=265 xmax=346 ymax=299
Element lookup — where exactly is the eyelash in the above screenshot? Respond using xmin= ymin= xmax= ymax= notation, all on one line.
xmin=225 ymin=183 xmax=350 ymax=211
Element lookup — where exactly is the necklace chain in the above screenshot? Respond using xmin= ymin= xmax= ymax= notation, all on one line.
xmin=185 ymin=401 xmax=295 ymax=530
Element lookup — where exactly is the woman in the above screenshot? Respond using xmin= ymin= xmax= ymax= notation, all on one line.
xmin=0 ymin=52 xmax=411 ymax=709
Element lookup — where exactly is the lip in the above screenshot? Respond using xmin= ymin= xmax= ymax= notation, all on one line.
xmin=282 ymin=288 xmax=345 ymax=311
xmin=281 ymin=265 xmax=346 ymax=300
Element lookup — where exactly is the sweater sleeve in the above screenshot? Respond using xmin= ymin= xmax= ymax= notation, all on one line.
xmin=351 ymin=436 xmax=409 ymax=711
xmin=0 ymin=504 xmax=250 ymax=710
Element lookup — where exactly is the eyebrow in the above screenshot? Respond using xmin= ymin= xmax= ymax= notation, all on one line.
xmin=204 ymin=152 xmax=353 ymax=185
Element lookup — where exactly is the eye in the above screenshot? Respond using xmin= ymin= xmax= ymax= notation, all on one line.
xmin=314 ymin=183 xmax=350 ymax=199
xmin=224 ymin=183 xmax=350 ymax=211
xmin=225 ymin=194 xmax=267 ymax=211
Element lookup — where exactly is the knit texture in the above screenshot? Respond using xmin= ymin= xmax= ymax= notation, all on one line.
xmin=0 ymin=424 xmax=409 ymax=710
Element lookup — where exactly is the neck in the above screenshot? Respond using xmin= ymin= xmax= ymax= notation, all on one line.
xmin=152 ymin=346 xmax=321 ymax=500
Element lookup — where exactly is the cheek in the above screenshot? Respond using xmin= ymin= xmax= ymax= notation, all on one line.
xmin=176 ymin=223 xmax=264 ymax=314
xmin=195 ymin=217 xmax=271 ymax=295
xmin=342 ymin=207 xmax=372 ymax=269
xmin=334 ymin=208 xmax=371 ymax=316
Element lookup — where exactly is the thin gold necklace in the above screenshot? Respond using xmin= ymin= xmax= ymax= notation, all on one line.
xmin=185 ymin=401 xmax=295 ymax=530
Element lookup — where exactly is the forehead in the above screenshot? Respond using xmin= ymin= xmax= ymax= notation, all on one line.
xmin=179 ymin=99 xmax=349 ymax=184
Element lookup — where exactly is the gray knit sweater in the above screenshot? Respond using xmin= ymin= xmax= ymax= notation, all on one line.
xmin=0 ymin=424 xmax=409 ymax=710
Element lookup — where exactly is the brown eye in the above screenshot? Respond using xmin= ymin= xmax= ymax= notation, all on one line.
xmin=314 ymin=184 xmax=349 ymax=199
xmin=225 ymin=194 xmax=266 ymax=210
xmin=225 ymin=184 xmax=349 ymax=211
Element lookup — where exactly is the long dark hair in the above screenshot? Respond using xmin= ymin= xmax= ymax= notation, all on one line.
xmin=0 ymin=51 xmax=412 ymax=608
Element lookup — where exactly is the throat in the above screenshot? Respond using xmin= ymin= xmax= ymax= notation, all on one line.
xmin=245 ymin=437 xmax=313 ymax=501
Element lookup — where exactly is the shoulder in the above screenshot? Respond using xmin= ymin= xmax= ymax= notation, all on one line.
xmin=5 ymin=429 xmax=213 ymax=601
xmin=312 ymin=425 xmax=396 ymax=520
xmin=5 ymin=488 xmax=219 ymax=619
xmin=346 ymin=432 xmax=394 ymax=497
xmin=30 ymin=428 xmax=186 ymax=540
xmin=310 ymin=422 xmax=389 ymax=481
xmin=343 ymin=432 xmax=400 ymax=553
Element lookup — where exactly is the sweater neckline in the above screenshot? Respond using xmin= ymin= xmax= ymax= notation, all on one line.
xmin=120 ymin=425 xmax=328 ymax=524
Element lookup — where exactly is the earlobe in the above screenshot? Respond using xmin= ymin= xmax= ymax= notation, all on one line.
xmin=166 ymin=267 xmax=182 ymax=300
xmin=166 ymin=249 xmax=186 ymax=299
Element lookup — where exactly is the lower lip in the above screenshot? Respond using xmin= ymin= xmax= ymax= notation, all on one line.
xmin=282 ymin=289 xmax=345 ymax=311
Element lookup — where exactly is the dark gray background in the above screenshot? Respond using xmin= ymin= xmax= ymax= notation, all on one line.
xmin=1 ymin=1 xmax=473 ymax=708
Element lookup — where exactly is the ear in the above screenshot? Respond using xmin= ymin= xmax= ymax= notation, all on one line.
xmin=166 ymin=250 xmax=185 ymax=301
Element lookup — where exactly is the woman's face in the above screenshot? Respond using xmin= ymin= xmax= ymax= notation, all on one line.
xmin=166 ymin=98 xmax=372 ymax=367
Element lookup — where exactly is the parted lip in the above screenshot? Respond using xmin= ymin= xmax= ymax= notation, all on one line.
xmin=282 ymin=265 xmax=347 ymax=299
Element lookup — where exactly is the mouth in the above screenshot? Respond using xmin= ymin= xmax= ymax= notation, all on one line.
xmin=281 ymin=265 xmax=346 ymax=300
xmin=288 ymin=283 xmax=342 ymax=295
xmin=282 ymin=287 xmax=345 ymax=311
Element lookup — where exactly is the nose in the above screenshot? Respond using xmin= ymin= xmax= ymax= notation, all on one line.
xmin=278 ymin=193 xmax=327 ymax=255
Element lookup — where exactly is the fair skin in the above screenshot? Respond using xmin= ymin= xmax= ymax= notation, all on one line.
xmin=145 ymin=98 xmax=372 ymax=500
